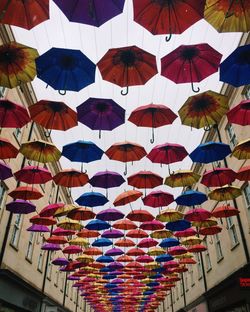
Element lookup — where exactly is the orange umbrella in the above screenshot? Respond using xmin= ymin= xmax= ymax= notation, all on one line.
xmin=127 ymin=209 xmax=154 ymax=222
xmin=117 ymin=255 xmax=134 ymax=263
xmin=188 ymin=244 xmax=207 ymax=253
xmin=77 ymin=228 xmax=100 ymax=238
xmin=113 ymin=219 xmax=137 ymax=230
xmin=199 ymin=225 xmax=222 ymax=236
xmin=113 ymin=190 xmax=143 ymax=207
xmin=126 ymin=229 xmax=149 ymax=238
xmin=127 ymin=170 xmax=163 ymax=191
xmin=67 ymin=207 xmax=95 ymax=221
xmin=0 ymin=137 xmax=19 ymax=159
xmin=212 ymin=205 xmax=239 ymax=218
xmin=53 ymin=169 xmax=89 ymax=187
xmin=232 ymin=138 xmax=250 ymax=160
xmin=83 ymin=247 xmax=102 ymax=256
xmin=9 ymin=186 xmax=43 ymax=200
xmin=30 ymin=215 xmax=56 ymax=226
xmin=115 ymin=238 xmax=136 ymax=247
xmin=47 ymin=235 xmax=68 ymax=245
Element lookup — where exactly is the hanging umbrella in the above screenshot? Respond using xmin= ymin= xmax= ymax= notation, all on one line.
xmin=113 ymin=219 xmax=137 ymax=231
xmin=190 ymin=141 xmax=231 ymax=163
xmin=9 ymin=186 xmax=43 ymax=200
xmin=36 ymin=47 xmax=96 ymax=94
xmin=192 ymin=217 xmax=218 ymax=228
xmin=0 ymin=99 xmax=30 ymax=129
xmin=140 ymin=220 xmax=164 ymax=231
xmin=165 ymin=220 xmax=191 ymax=231
xmin=187 ymin=244 xmax=207 ymax=253
xmin=19 ymin=140 xmax=61 ymax=163
xmin=148 ymin=247 xmax=166 ymax=256
xmin=0 ymin=42 xmax=38 ymax=89
xmin=96 ymin=256 xmax=114 ymax=264
xmin=127 ymin=210 xmax=154 ymax=222
xmin=227 ymin=100 xmax=250 ymax=126
xmin=204 ymin=0 xmax=250 ymax=33
xmin=63 ymin=245 xmax=82 ymax=254
xmin=142 ymin=190 xmax=174 ymax=208
xmin=184 ymin=208 xmax=211 ymax=222
xmin=85 ymin=219 xmax=110 ymax=231
xmin=127 ymin=248 xmax=145 ymax=257
xmin=52 ymin=227 xmax=76 ymax=236
xmin=57 ymin=219 xmax=82 ymax=231
xmin=126 ymin=229 xmax=149 ymax=239
xmin=0 ymin=161 xmax=12 ymax=180
xmin=128 ymin=104 xmax=177 ymax=143
xmin=161 ymin=43 xmax=222 ymax=92
xmin=14 ymin=165 xmax=52 ymax=184
xmin=53 ymin=0 xmax=125 ymax=26
xmin=117 ymin=255 xmax=134 ymax=263
xmin=237 ymin=166 xmax=250 ymax=181
xmin=102 ymin=229 xmax=124 ymax=239
xmin=150 ymin=230 xmax=173 ymax=239
xmin=106 ymin=141 xmax=146 ymax=175
xmin=42 ymin=243 xmax=61 ymax=251
xmin=199 ymin=225 xmax=222 ymax=236
xmin=174 ymin=228 xmax=197 ymax=238
xmin=54 ymin=204 xmax=77 ymax=217
xmin=113 ymin=190 xmax=143 ymax=207
xmin=52 ymin=257 xmax=70 ymax=266
xmin=232 ymin=138 xmax=250 ymax=159
xmin=53 ymin=169 xmax=89 ymax=187
xmin=47 ymin=235 xmax=68 ymax=245
xmin=137 ymin=238 xmax=158 ymax=249
xmin=68 ymin=237 xmax=89 ymax=247
xmin=208 ymin=186 xmax=242 ymax=201
xmin=77 ymin=229 xmax=100 ymax=238
xmin=96 ymin=208 xmax=124 ymax=222
xmin=220 ymin=44 xmax=250 ymax=87
xmin=76 ymin=191 xmax=108 ymax=207
xmin=156 ymin=209 xmax=183 ymax=223
xmin=67 ymin=207 xmax=96 ymax=221
xmin=30 ymin=215 xmax=57 ymax=226
xmin=175 ymin=190 xmax=207 ymax=206
xmin=115 ymin=238 xmax=135 ymax=247
xmin=178 ymin=90 xmax=229 ymax=129
xmin=92 ymin=238 xmax=113 ymax=247
xmin=77 ymin=97 xmax=125 ymax=138
xmin=168 ymin=246 xmax=187 ymax=256
xmin=97 ymin=45 xmax=158 ymax=95
xmin=211 ymin=205 xmax=239 ymax=218
xmin=29 ymin=100 xmax=77 ymax=135
xmin=84 ymin=247 xmax=102 ymax=256
xmin=159 ymin=238 xmax=179 ymax=248
xmin=0 ymin=0 xmax=49 ymax=29
xmin=127 ymin=171 xmax=163 ymax=191
xmin=165 ymin=170 xmax=200 ymax=188
xmin=6 ymin=199 xmax=36 ymax=214
xmin=133 ymin=0 xmax=205 ymax=41
xmin=105 ymin=248 xmax=124 ymax=257
xmin=0 ymin=137 xmax=18 ymax=159
xmin=201 ymin=167 xmax=236 ymax=187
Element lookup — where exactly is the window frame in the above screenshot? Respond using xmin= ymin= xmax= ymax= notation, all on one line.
xmin=225 ymin=123 xmax=237 ymax=148
xmin=26 ymin=232 xmax=35 ymax=262
xmin=10 ymin=214 xmax=23 ymax=249
xmin=226 ymin=217 xmax=239 ymax=248
xmin=204 ymin=240 xmax=212 ymax=272
xmin=37 ymin=249 xmax=45 ymax=273
xmin=214 ymin=233 xmax=224 ymax=261
xmin=196 ymin=253 xmax=203 ymax=280
xmin=243 ymin=184 xmax=250 ymax=219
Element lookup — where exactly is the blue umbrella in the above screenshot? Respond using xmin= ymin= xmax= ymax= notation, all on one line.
xmin=159 ymin=238 xmax=179 ymax=248
xmin=166 ymin=219 xmax=191 ymax=231
xmin=175 ymin=190 xmax=207 ymax=206
xmin=85 ymin=219 xmax=110 ymax=231
xmin=76 ymin=191 xmax=108 ymax=207
xmin=220 ymin=44 xmax=250 ymax=87
xmin=96 ymin=255 xmax=114 ymax=263
xmin=92 ymin=237 xmax=112 ymax=247
xmin=147 ymin=282 xmax=159 ymax=287
xmin=62 ymin=140 xmax=104 ymax=163
xmin=103 ymin=274 xmax=117 ymax=280
xmin=190 ymin=141 xmax=231 ymax=163
xmin=155 ymin=254 xmax=173 ymax=263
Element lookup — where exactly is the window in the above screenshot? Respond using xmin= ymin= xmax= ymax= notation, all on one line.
xmin=54 ymin=270 xmax=60 ymax=287
xmin=47 ymin=252 xmax=53 ymax=280
xmin=37 ymin=250 xmax=45 ymax=272
xmin=190 ymin=265 xmax=195 ymax=286
xmin=180 ymin=278 xmax=184 ymax=296
xmin=70 ymin=285 xmax=73 ymax=300
xmin=226 ymin=123 xmax=237 ymax=148
xmin=204 ymin=241 xmax=212 ymax=271
xmin=10 ymin=214 xmax=23 ymax=248
xmin=13 ymin=128 xmax=22 ymax=143
xmin=66 ymin=282 xmax=69 ymax=296
xmin=196 ymin=254 xmax=203 ymax=279
xmin=243 ymin=184 xmax=250 ymax=219
xmin=176 ymin=283 xmax=179 ymax=300
xmin=244 ymin=85 xmax=250 ymax=99
xmin=184 ymin=272 xmax=189 ymax=292
xmin=49 ymin=182 xmax=56 ymax=204
xmin=26 ymin=232 xmax=35 ymax=262
xmin=226 ymin=217 xmax=239 ymax=247
xmin=60 ymin=273 xmax=64 ymax=292
xmin=0 ymin=182 xmax=7 ymax=212
xmin=0 ymin=86 xmax=5 ymax=98
xmin=214 ymin=234 xmax=223 ymax=260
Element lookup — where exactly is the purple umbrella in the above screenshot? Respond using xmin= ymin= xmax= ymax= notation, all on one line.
xmin=77 ymin=98 xmax=125 ymax=138
xmin=108 ymin=261 xmax=124 ymax=270
xmin=27 ymin=224 xmax=50 ymax=232
xmin=67 ymin=275 xmax=81 ymax=281
xmin=105 ymin=248 xmax=124 ymax=257
xmin=53 ymin=0 xmax=125 ymax=27
xmin=96 ymin=208 xmax=125 ymax=221
xmin=6 ymin=199 xmax=36 ymax=214
xmin=0 ymin=161 xmax=12 ymax=180
xmin=101 ymin=229 xmax=124 ymax=239
xmin=52 ymin=257 xmax=70 ymax=266
xmin=41 ymin=243 xmax=61 ymax=251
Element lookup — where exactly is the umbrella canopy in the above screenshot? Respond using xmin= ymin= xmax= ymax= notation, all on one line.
xmin=161 ymin=43 xmax=222 ymax=92
xmin=140 ymin=220 xmax=164 ymax=231
xmin=53 ymin=0 xmax=125 ymax=27
xmin=237 ymin=166 xmax=250 ymax=181
xmin=208 ymin=186 xmax=242 ymax=201
xmin=212 ymin=205 xmax=240 ymax=218
xmin=201 ymin=167 xmax=236 ymax=187
xmin=232 ymin=138 xmax=250 ymax=159
xmin=76 ymin=192 xmax=108 ymax=207
xmin=165 ymin=170 xmax=200 ymax=188
xmin=36 ymin=47 xmax=96 ymax=94
xmin=0 ymin=138 xmax=18 ymax=159
xmin=14 ymin=165 xmax=52 ymax=184
xmin=128 ymin=104 xmax=177 ymax=143
xmin=53 ymin=169 xmax=89 ymax=187
xmin=96 ymin=208 xmax=124 ymax=222
xmin=127 ymin=171 xmax=163 ymax=190
xmin=113 ymin=219 xmax=137 ymax=231
xmin=52 ymin=257 xmax=69 ymax=266
xmin=204 ymin=0 xmax=250 ymax=33
xmin=220 ymin=44 xmax=250 ymax=87
xmin=126 ymin=229 xmax=149 ymax=239
xmin=174 ymin=228 xmax=197 ymax=238
xmin=89 ymin=171 xmax=125 ymax=190
xmin=6 ymin=199 xmax=36 ymax=214
xmin=57 ymin=219 xmax=82 ymax=231
xmin=30 ymin=215 xmax=56 ymax=226
xmin=184 ymin=208 xmax=211 ymax=222
xmin=77 ymin=97 xmax=125 ymax=138
xmin=92 ymin=238 xmax=113 ymax=247
xmin=199 ymin=225 xmax=222 ymax=236
xmin=156 ymin=209 xmax=183 ymax=223
xmin=19 ymin=140 xmax=61 ymax=163
xmin=9 ymin=186 xmax=43 ymax=200
xmin=133 ymin=0 xmax=205 ymax=40
xmin=86 ymin=219 xmax=110 ymax=231
xmin=227 ymin=100 xmax=250 ymax=126
xmin=166 ymin=220 xmax=191 ymax=231
xmin=29 ymin=100 xmax=77 ymax=132
xmin=54 ymin=204 xmax=77 ymax=217
xmin=127 ymin=210 xmax=154 ymax=222
xmin=67 ymin=207 xmax=96 ymax=221
xmin=0 ymin=41 xmax=38 ymax=88
xmin=0 ymin=99 xmax=30 ymax=129
xmin=97 ymin=45 xmax=158 ymax=95
xmin=137 ymin=238 xmax=158 ymax=248
xmin=178 ymin=90 xmax=229 ymax=129
xmin=150 ymin=229 xmax=173 ymax=239
xmin=115 ymin=238 xmax=135 ymax=247
xmin=102 ymin=229 xmax=124 ymax=239
xmin=52 ymin=227 xmax=76 ymax=236
xmin=159 ymin=238 xmax=179 ymax=248
xmin=77 ymin=229 xmax=100 ymax=238
xmin=142 ymin=190 xmax=174 ymax=208
xmin=105 ymin=248 xmax=124 ymax=257
xmin=190 ymin=141 xmax=231 ymax=163
xmin=0 ymin=161 xmax=12 ymax=180
xmin=192 ymin=217 xmax=218 ymax=228
xmin=113 ymin=190 xmax=143 ymax=207
xmin=175 ymin=190 xmax=207 ymax=206
xmin=0 ymin=0 xmax=49 ymax=29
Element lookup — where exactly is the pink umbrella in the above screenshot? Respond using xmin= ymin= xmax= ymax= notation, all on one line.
xmin=39 ymin=203 xmax=64 ymax=217
xmin=184 ymin=208 xmax=211 ymax=222
xmin=137 ymin=238 xmax=158 ymax=248
xmin=168 ymin=246 xmax=187 ymax=256
xmin=188 ymin=244 xmax=207 ymax=253
xmin=174 ymin=228 xmax=197 ymax=238
xmin=63 ymin=245 xmax=82 ymax=254
xmin=52 ymin=227 xmax=76 ymax=236
xmin=142 ymin=190 xmax=174 ymax=208
xmin=136 ymin=255 xmax=154 ymax=263
xmin=140 ymin=220 xmax=164 ymax=231
xmin=199 ymin=225 xmax=222 ymax=236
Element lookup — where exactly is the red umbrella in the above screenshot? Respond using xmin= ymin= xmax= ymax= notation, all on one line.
xmin=227 ymin=100 xmax=250 ymax=126
xmin=142 ymin=190 xmax=174 ymax=208
xmin=67 ymin=207 xmax=96 ymax=221
xmin=113 ymin=219 xmax=137 ymax=230
xmin=106 ymin=141 xmax=146 ymax=175
xmin=39 ymin=203 xmax=64 ymax=217
xmin=14 ymin=165 xmax=52 ymax=184
xmin=52 ymin=227 xmax=76 ymax=236
xmin=97 ymin=45 xmax=158 ymax=95
xmin=212 ymin=205 xmax=239 ymax=218
xmin=161 ymin=43 xmax=222 ymax=92
xmin=30 ymin=215 xmax=56 ymax=226
xmin=128 ymin=104 xmax=177 ymax=143
xmin=0 ymin=137 xmax=18 ymax=159
xmin=184 ymin=208 xmax=211 ymax=222
xmin=47 ymin=235 xmax=68 ymax=245
xmin=9 ymin=186 xmax=43 ymax=200
xmin=63 ymin=245 xmax=82 ymax=254
xmin=115 ymin=238 xmax=136 ymax=247
xmin=140 ymin=220 xmax=164 ymax=231
xmin=168 ymin=246 xmax=187 ymax=256
xmin=174 ymin=228 xmax=197 ymax=238
xmin=188 ymin=244 xmax=207 ymax=253
xmin=237 ymin=166 xmax=250 ymax=181
xmin=179 ymin=258 xmax=196 ymax=265
xmin=117 ymin=255 xmax=134 ymax=263
xmin=77 ymin=229 xmax=100 ymax=238
xmin=113 ymin=190 xmax=143 ymax=207
xmin=53 ymin=169 xmax=89 ymax=187
xmin=127 ymin=171 xmax=163 ymax=193
xmin=201 ymin=167 xmax=236 ymax=187
xmin=137 ymin=238 xmax=158 ymax=248
xmin=199 ymin=225 xmax=222 ymax=236
xmin=126 ymin=209 xmax=154 ymax=222
xmin=127 ymin=248 xmax=145 ymax=257
xmin=126 ymin=229 xmax=149 ymax=239
xmin=136 ymin=255 xmax=154 ymax=263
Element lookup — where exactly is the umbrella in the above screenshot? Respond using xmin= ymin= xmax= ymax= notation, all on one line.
xmin=89 ymin=171 xmax=125 ymax=195
xmin=127 ymin=210 xmax=154 ymax=222
xmin=126 ymin=229 xmax=149 ymax=239
xmin=105 ymin=248 xmax=124 ymax=257
xmin=14 ymin=165 xmax=52 ymax=184
xmin=190 ymin=141 xmax=231 ymax=163
xmin=30 ymin=215 xmax=56 ymax=226
xmin=113 ymin=219 xmax=137 ymax=231
xmin=227 ymin=100 xmax=250 ymax=126
xmin=53 ymin=169 xmax=89 ymax=187
xmin=168 ymin=246 xmax=187 ymax=256
xmin=42 ymin=243 xmax=61 ymax=251
xmin=136 ymin=255 xmax=154 ymax=264
xmin=115 ymin=238 xmax=135 ymax=247
xmin=85 ymin=220 xmax=110 ymax=231
xmin=9 ymin=186 xmax=43 ymax=200
xmin=174 ymin=228 xmax=197 ymax=238
xmin=29 ymin=100 xmax=78 ymax=134
xmin=63 ymin=245 xmax=82 ymax=254
xmin=220 ymin=44 xmax=250 ymax=87
xmin=204 ymin=0 xmax=250 ymax=33
xmin=53 ymin=0 xmax=125 ymax=27
xmin=47 ymin=235 xmax=68 ymax=245
xmin=77 ymin=97 xmax=125 ymax=138
xmin=84 ymin=247 xmax=102 ymax=256
xmin=102 ymin=229 xmax=124 ymax=239
xmin=92 ymin=238 xmax=113 ymax=247
xmin=150 ymin=230 xmax=173 ymax=239
xmin=199 ymin=226 xmax=222 ymax=236
xmin=140 ymin=220 xmax=164 ymax=231
xmin=133 ymin=0 xmax=205 ymax=41
xmin=113 ymin=190 xmax=143 ymax=207
xmin=237 ymin=166 xmax=250 ymax=181
xmin=178 ymin=90 xmax=229 ymax=130
xmin=0 ymin=137 xmax=18 ymax=159
xmin=137 ymin=238 xmax=158 ymax=248
xmin=208 ymin=186 xmax=242 ymax=201
xmin=165 ymin=170 xmax=200 ymax=188
xmin=54 ymin=204 xmax=77 ymax=217
xmin=159 ymin=238 xmax=179 ymax=248
xmin=192 ymin=217 xmax=218 ymax=228
xmin=96 ymin=208 xmax=124 ymax=222
xmin=57 ymin=219 xmax=82 ymax=231
xmin=148 ymin=247 xmax=166 ymax=256
xmin=52 ymin=227 xmax=75 ymax=236
xmin=201 ymin=167 xmax=236 ymax=187
xmin=232 ymin=138 xmax=250 ymax=159
xmin=62 ymin=140 xmax=104 ymax=165
xmin=19 ymin=140 xmax=61 ymax=163
xmin=67 ymin=207 xmax=96 ymax=221
xmin=165 ymin=220 xmax=191 ymax=231
xmin=68 ymin=237 xmax=89 ymax=247
xmin=184 ymin=208 xmax=211 ymax=222
xmin=175 ymin=190 xmax=207 ymax=206
xmin=0 ymin=0 xmax=49 ymax=29
xmin=142 ymin=190 xmax=174 ymax=208
xmin=188 ymin=244 xmax=207 ymax=253
xmin=0 ymin=42 xmax=38 ymax=88
xmin=96 ymin=256 xmax=114 ymax=264
xmin=0 ymin=99 xmax=30 ymax=129
xmin=211 ymin=205 xmax=239 ymax=218
xmin=106 ymin=141 xmax=146 ymax=175
xmin=128 ymin=104 xmax=177 ymax=143
xmin=0 ymin=161 xmax=12 ymax=180
xmin=156 ymin=209 xmax=183 ymax=223
xmin=76 ymin=192 xmax=108 ymax=207
xmin=36 ymin=47 xmax=96 ymax=94
xmin=127 ymin=248 xmax=145 ymax=257
xmin=6 ymin=199 xmax=36 ymax=214
xmin=161 ymin=43 xmax=222 ymax=92
xmin=52 ymin=257 xmax=69 ymax=266
xmin=127 ymin=171 xmax=163 ymax=192
xmin=97 ymin=45 xmax=158 ymax=95
xmin=117 ymin=255 xmax=133 ymax=262
xmin=77 ymin=229 xmax=100 ymax=238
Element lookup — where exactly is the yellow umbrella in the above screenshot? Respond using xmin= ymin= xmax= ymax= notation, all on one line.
xmin=232 ymin=138 xmax=250 ymax=160
xmin=165 ymin=170 xmax=200 ymax=188
xmin=144 ymin=261 xmax=160 ymax=269
xmin=192 ymin=217 xmax=218 ymax=228
xmin=57 ymin=219 xmax=82 ymax=231
xmin=54 ymin=204 xmax=78 ymax=217
xmin=150 ymin=229 xmax=173 ymax=239
xmin=181 ymin=236 xmax=202 ymax=246
xmin=156 ymin=208 xmax=183 ymax=222
xmin=68 ymin=237 xmax=89 ymax=247
xmin=174 ymin=252 xmax=194 ymax=259
xmin=76 ymin=255 xmax=94 ymax=263
xmin=148 ymin=247 xmax=166 ymax=256
xmin=208 ymin=185 xmax=242 ymax=201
